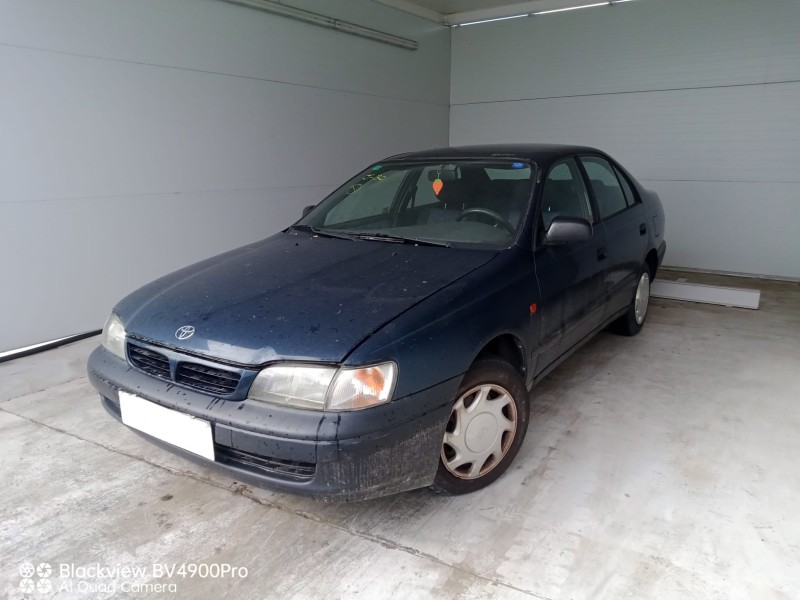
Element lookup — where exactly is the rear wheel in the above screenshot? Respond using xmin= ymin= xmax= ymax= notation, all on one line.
xmin=612 ymin=267 xmax=651 ymax=336
xmin=432 ymin=358 xmax=529 ymax=495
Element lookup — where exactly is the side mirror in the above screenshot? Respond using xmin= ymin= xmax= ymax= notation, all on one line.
xmin=545 ymin=216 xmax=592 ymax=245
xmin=301 ymin=204 xmax=316 ymax=218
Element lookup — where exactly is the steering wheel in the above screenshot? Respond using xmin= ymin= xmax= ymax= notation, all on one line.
xmin=456 ymin=207 xmax=515 ymax=235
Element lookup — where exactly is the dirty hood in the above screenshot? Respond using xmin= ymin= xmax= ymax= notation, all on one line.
xmin=115 ymin=232 xmax=497 ymax=365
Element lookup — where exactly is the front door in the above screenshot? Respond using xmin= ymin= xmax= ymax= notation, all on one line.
xmin=532 ymin=157 xmax=608 ymax=375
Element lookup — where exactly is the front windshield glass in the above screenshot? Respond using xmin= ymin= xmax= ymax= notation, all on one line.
xmin=297 ymin=160 xmax=534 ymax=249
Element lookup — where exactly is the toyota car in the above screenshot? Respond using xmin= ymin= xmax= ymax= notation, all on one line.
xmin=88 ymin=144 xmax=666 ymax=501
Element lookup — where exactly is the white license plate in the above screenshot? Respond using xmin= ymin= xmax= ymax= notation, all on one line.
xmin=119 ymin=391 xmax=215 ymax=461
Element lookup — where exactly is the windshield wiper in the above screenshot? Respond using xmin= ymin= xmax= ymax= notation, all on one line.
xmin=288 ymin=224 xmax=355 ymax=241
xmin=290 ymin=226 xmax=450 ymax=247
xmin=353 ymin=233 xmax=451 ymax=248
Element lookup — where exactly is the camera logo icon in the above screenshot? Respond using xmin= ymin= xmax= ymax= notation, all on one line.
xmin=18 ymin=561 xmax=52 ymax=594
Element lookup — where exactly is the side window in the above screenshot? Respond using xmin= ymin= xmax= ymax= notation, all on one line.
xmin=324 ymin=170 xmax=404 ymax=226
xmin=540 ymin=158 xmax=593 ymax=230
xmin=580 ymin=156 xmax=628 ymax=219
xmin=613 ymin=165 xmax=637 ymax=207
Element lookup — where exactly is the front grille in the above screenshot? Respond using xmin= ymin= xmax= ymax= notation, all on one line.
xmin=127 ymin=341 xmax=242 ymax=396
xmin=216 ymin=446 xmax=316 ymax=481
xmin=176 ymin=362 xmax=241 ymax=395
xmin=128 ymin=345 xmax=171 ymax=380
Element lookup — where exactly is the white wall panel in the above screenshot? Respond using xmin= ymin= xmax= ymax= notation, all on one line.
xmin=0 ymin=0 xmax=450 ymax=352
xmin=451 ymin=0 xmax=800 ymax=278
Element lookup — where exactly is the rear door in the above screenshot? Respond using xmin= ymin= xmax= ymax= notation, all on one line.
xmin=533 ymin=157 xmax=608 ymax=374
xmin=577 ymin=155 xmax=648 ymax=317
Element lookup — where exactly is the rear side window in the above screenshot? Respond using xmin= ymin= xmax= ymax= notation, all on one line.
xmin=540 ymin=158 xmax=593 ymax=229
xmin=580 ymin=156 xmax=628 ymax=219
xmin=613 ymin=165 xmax=637 ymax=206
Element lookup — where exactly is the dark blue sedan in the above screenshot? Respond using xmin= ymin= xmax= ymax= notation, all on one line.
xmin=88 ymin=144 xmax=666 ymax=500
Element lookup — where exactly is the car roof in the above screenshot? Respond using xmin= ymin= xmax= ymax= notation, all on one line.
xmin=384 ymin=144 xmax=604 ymax=164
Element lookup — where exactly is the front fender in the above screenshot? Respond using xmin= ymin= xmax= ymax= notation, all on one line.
xmin=346 ymin=248 xmax=539 ymax=399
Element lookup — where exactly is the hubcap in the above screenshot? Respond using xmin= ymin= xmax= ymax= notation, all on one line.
xmin=441 ymin=384 xmax=517 ymax=480
xmin=634 ymin=272 xmax=650 ymax=325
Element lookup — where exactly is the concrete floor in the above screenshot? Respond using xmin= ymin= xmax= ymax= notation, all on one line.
xmin=1 ymin=271 xmax=799 ymax=599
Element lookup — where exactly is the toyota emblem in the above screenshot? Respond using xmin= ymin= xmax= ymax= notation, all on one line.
xmin=175 ymin=325 xmax=195 ymax=340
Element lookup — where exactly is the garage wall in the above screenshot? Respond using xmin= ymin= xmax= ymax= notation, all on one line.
xmin=0 ymin=0 xmax=450 ymax=352
xmin=450 ymin=0 xmax=800 ymax=279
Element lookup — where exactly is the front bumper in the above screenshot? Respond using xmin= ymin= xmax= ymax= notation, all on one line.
xmin=87 ymin=346 xmax=459 ymax=501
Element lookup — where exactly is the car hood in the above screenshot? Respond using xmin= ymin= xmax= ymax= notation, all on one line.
xmin=116 ymin=232 xmax=497 ymax=365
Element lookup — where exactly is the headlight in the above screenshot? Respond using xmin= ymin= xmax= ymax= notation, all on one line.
xmin=101 ymin=313 xmax=126 ymax=360
xmin=247 ymin=365 xmax=336 ymax=410
xmin=248 ymin=362 xmax=397 ymax=411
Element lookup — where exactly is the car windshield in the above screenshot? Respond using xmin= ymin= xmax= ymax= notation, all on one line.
xmin=297 ymin=160 xmax=534 ymax=249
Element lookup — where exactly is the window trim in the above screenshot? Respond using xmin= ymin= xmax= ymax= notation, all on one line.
xmin=576 ymin=154 xmax=635 ymax=222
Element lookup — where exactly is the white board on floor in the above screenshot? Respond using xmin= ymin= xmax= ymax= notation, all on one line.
xmin=651 ymin=280 xmax=760 ymax=310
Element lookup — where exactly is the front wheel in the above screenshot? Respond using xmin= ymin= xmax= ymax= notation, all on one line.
xmin=612 ymin=267 xmax=651 ymax=336
xmin=432 ymin=358 xmax=529 ymax=495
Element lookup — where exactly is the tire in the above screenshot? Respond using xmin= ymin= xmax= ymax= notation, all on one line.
xmin=612 ymin=266 xmax=651 ymax=336
xmin=432 ymin=358 xmax=530 ymax=495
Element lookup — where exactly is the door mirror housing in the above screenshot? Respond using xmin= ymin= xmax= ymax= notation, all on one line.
xmin=301 ymin=204 xmax=316 ymax=218
xmin=545 ymin=216 xmax=592 ymax=245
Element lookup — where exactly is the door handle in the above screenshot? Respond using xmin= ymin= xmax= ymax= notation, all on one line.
xmin=639 ymin=223 xmax=647 ymax=235
xmin=597 ymin=247 xmax=607 ymax=261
